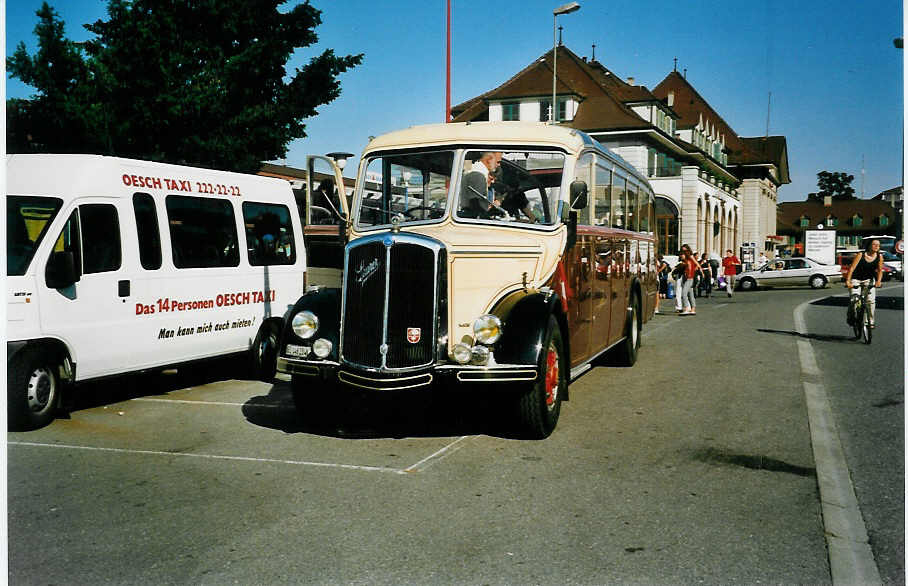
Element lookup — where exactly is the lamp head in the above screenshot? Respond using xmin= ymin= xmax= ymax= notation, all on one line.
xmin=553 ymin=2 xmax=580 ymax=15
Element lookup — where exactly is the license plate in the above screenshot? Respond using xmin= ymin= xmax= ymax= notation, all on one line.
xmin=285 ymin=344 xmax=310 ymax=358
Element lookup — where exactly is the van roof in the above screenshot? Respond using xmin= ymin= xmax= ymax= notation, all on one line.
xmin=7 ymin=154 xmax=290 ymax=201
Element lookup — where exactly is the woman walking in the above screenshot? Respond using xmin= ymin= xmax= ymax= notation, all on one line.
xmin=680 ymin=248 xmax=702 ymax=315
xmin=698 ymin=252 xmax=713 ymax=298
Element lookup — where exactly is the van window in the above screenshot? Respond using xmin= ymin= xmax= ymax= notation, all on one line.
xmin=7 ymin=195 xmax=63 ymax=276
xmin=133 ymin=193 xmax=162 ymax=270
xmin=166 ymin=195 xmax=239 ymax=268
xmin=242 ymin=202 xmax=296 ymax=266
xmin=80 ymin=204 xmax=121 ymax=274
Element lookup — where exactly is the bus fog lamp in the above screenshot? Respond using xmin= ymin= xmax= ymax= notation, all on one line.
xmin=473 ymin=315 xmax=502 ymax=345
xmin=452 ymin=343 xmax=473 ymax=364
xmin=312 ymin=338 xmax=333 ymax=358
xmin=291 ymin=311 xmax=319 ymax=339
xmin=470 ymin=345 xmax=490 ymax=365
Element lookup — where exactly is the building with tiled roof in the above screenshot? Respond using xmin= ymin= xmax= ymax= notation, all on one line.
xmin=776 ymin=197 xmax=901 ymax=252
xmin=452 ymin=44 xmax=790 ymax=259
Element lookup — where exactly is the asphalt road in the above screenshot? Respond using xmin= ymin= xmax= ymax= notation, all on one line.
xmin=8 ymin=283 xmax=904 ymax=585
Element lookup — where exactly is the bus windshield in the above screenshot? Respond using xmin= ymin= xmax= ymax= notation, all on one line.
xmin=356 ymin=150 xmax=455 ymax=229
xmin=457 ymin=150 xmax=563 ymax=226
xmin=7 ymin=195 xmax=64 ymax=276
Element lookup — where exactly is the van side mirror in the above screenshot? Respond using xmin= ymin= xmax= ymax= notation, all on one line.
xmin=569 ymin=180 xmax=588 ymax=210
xmin=46 ymin=251 xmax=80 ymax=289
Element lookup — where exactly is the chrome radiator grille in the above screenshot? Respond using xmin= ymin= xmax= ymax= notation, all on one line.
xmin=341 ymin=234 xmax=443 ymax=371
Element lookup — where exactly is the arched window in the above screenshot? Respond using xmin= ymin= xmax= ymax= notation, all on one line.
xmin=654 ymin=196 xmax=679 ymax=255
xmin=879 ymin=215 xmax=889 ymax=227
xmin=852 ymin=214 xmax=862 ymax=227
xmin=799 ymin=215 xmax=810 ymax=227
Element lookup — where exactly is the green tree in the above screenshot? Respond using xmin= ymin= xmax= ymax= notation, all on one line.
xmin=7 ymin=2 xmax=100 ymax=153
xmin=8 ymin=0 xmax=363 ymax=173
xmin=816 ymin=171 xmax=856 ymax=201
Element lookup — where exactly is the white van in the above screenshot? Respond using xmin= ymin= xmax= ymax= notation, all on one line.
xmin=7 ymin=154 xmax=310 ymax=429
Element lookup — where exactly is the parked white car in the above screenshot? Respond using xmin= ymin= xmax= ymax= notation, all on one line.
xmin=736 ymin=257 xmax=842 ymax=290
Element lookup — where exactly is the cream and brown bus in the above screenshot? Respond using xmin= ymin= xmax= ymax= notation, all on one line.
xmin=277 ymin=122 xmax=658 ymax=438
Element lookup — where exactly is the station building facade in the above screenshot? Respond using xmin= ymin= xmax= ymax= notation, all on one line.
xmin=451 ymin=45 xmax=790 ymax=257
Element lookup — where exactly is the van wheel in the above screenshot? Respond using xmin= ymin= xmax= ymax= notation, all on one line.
xmin=809 ymin=275 xmax=827 ymax=289
xmin=613 ymin=295 xmax=641 ymax=366
xmin=517 ymin=316 xmax=565 ymax=439
xmin=250 ymin=321 xmax=279 ymax=382
xmin=8 ymin=347 xmax=61 ymax=431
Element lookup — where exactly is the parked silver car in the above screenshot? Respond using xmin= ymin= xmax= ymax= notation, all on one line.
xmin=736 ymin=257 xmax=842 ymax=290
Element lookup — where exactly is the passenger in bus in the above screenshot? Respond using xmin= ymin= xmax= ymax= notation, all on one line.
xmin=460 ymin=152 xmax=501 ymax=219
xmin=492 ymin=160 xmax=538 ymax=222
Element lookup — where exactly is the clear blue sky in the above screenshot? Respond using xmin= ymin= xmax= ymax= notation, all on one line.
xmin=6 ymin=0 xmax=904 ymax=202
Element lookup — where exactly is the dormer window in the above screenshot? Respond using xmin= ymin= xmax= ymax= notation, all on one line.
xmin=799 ymin=215 xmax=810 ymax=227
xmin=502 ymin=101 xmax=520 ymax=121
xmin=851 ymin=214 xmax=862 ymax=227
xmin=826 ymin=215 xmax=838 ymax=227
xmin=879 ymin=214 xmax=889 ymax=227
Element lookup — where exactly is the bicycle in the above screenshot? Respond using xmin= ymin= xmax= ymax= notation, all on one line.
xmin=846 ymin=279 xmax=874 ymax=344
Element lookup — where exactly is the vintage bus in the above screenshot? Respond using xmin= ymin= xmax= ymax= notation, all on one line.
xmin=277 ymin=122 xmax=658 ymax=438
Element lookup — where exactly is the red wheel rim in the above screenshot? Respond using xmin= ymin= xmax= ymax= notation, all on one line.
xmin=544 ymin=344 xmax=559 ymax=407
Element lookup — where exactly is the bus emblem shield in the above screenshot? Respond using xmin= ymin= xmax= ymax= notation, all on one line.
xmin=406 ymin=328 xmax=421 ymax=344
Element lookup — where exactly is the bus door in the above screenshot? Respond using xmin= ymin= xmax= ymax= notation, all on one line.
xmin=304 ymin=156 xmax=350 ymax=288
xmin=590 ymin=234 xmax=613 ymax=355
xmin=608 ymin=237 xmax=630 ymax=343
xmin=566 ymin=232 xmax=593 ymax=368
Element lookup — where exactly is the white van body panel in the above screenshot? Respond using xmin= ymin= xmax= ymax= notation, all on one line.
xmin=7 ymin=154 xmax=306 ymax=381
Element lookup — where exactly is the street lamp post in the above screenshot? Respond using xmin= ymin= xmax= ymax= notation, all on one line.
xmin=325 ymin=151 xmax=354 ymax=171
xmin=551 ymin=2 xmax=580 ymax=124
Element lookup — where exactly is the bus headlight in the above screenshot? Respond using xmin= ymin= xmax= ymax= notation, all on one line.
xmin=312 ymin=338 xmax=333 ymax=359
xmin=473 ymin=315 xmax=502 ymax=345
xmin=291 ymin=311 xmax=319 ymax=339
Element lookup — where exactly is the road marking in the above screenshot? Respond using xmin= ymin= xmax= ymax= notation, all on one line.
xmin=9 ymin=441 xmax=407 ymax=474
xmin=794 ymin=298 xmax=882 ymax=586
xmin=132 ymin=397 xmax=283 ymax=408
xmin=402 ymin=436 xmax=471 ymax=474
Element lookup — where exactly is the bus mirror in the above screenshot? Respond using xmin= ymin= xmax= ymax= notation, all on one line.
xmin=569 ymin=180 xmax=588 ymax=210
xmin=45 ymin=251 xmax=79 ymax=289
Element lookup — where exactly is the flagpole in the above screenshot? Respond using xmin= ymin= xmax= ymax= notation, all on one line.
xmin=445 ymin=0 xmax=451 ymax=122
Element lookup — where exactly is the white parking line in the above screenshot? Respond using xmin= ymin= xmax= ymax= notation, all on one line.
xmin=9 ymin=440 xmax=406 ymax=474
xmin=133 ymin=397 xmax=283 ymax=408
xmin=794 ymin=298 xmax=882 ymax=586
xmin=402 ymin=436 xmax=471 ymax=474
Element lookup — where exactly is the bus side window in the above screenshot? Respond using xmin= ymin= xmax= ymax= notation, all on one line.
xmin=574 ymin=153 xmax=594 ymax=225
xmin=80 ymin=204 xmax=122 ymax=274
xmin=133 ymin=193 xmax=162 ymax=270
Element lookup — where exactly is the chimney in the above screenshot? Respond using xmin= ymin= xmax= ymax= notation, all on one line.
xmin=667 ymin=91 xmax=674 ymax=107
xmin=824 ymin=195 xmax=832 ymax=207
xmin=627 ymin=76 xmax=635 ymax=85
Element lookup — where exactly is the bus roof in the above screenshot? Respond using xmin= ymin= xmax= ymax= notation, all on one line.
xmin=363 ymin=121 xmax=651 ymax=190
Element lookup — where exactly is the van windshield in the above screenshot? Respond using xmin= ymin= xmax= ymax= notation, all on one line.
xmin=7 ymin=196 xmax=64 ymax=276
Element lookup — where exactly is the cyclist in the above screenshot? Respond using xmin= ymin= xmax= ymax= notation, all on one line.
xmin=845 ymin=238 xmax=884 ymax=328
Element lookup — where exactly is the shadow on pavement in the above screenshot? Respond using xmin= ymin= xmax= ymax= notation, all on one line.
xmin=60 ymin=356 xmax=248 ymax=418
xmin=242 ymin=382 xmax=531 ymax=440
xmin=756 ymin=328 xmax=857 ymax=343
xmin=810 ymin=295 xmax=903 ymax=310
